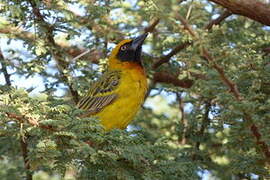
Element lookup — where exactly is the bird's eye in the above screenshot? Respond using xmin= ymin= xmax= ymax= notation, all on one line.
xmin=121 ymin=45 xmax=127 ymax=51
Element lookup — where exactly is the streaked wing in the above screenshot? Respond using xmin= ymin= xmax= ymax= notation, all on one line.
xmin=77 ymin=71 xmax=120 ymax=116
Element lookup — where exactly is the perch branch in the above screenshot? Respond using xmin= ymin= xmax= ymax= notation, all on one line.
xmin=209 ymin=0 xmax=270 ymax=26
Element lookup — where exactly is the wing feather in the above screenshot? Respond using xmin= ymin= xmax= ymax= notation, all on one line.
xmin=77 ymin=71 xmax=120 ymax=116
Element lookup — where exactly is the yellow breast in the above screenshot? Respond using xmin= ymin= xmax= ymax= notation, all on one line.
xmin=95 ymin=62 xmax=147 ymax=131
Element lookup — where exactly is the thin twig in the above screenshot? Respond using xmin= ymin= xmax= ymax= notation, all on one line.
xmin=186 ymin=2 xmax=193 ymax=20
xmin=201 ymin=49 xmax=243 ymax=101
xmin=175 ymin=13 xmax=198 ymax=38
xmin=152 ymin=10 xmax=231 ymax=69
xmin=177 ymin=93 xmax=188 ymax=145
xmin=144 ymin=18 xmax=160 ymax=33
xmin=6 ymin=112 xmax=56 ymax=131
xmin=195 ymin=101 xmax=211 ymax=150
xmin=176 ymin=13 xmax=242 ymax=100
xmin=0 ymin=48 xmax=11 ymax=86
xmin=71 ymin=49 xmax=91 ymax=62
xmin=205 ymin=10 xmax=232 ymax=30
xmin=20 ymin=135 xmax=32 ymax=180
xmin=152 ymin=42 xmax=192 ymax=69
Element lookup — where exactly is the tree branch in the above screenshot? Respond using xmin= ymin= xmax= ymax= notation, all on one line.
xmin=262 ymin=47 xmax=270 ymax=56
xmin=201 ymin=49 xmax=269 ymax=161
xmin=0 ymin=26 xmax=36 ymax=42
xmin=28 ymin=0 xmax=79 ymax=103
xmin=250 ymin=124 xmax=270 ymax=158
xmin=201 ymin=49 xmax=242 ymax=101
xmin=177 ymin=13 xmax=270 ymax=162
xmin=195 ymin=101 xmax=211 ymax=150
xmin=205 ymin=10 xmax=233 ymax=30
xmin=144 ymin=18 xmax=160 ymax=33
xmin=209 ymin=0 xmax=270 ymax=26
xmin=153 ymin=71 xmax=193 ymax=88
xmin=20 ymin=135 xmax=32 ymax=180
xmin=0 ymin=48 xmax=11 ymax=86
xmin=6 ymin=112 xmax=56 ymax=131
xmin=152 ymin=9 xmax=231 ymax=69
xmin=176 ymin=93 xmax=188 ymax=145
xmin=176 ymin=13 xmax=198 ymax=38
xmin=0 ymin=25 xmax=103 ymax=64
xmin=1 ymin=25 xmax=194 ymax=89
xmin=152 ymin=42 xmax=192 ymax=69
xmin=150 ymin=10 xmax=232 ymax=91
xmin=6 ymin=111 xmax=55 ymax=179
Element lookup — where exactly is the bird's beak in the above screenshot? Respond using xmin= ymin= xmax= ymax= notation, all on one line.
xmin=131 ymin=33 xmax=148 ymax=50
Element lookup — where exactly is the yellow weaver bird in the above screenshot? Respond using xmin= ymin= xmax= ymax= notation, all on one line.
xmin=77 ymin=33 xmax=148 ymax=131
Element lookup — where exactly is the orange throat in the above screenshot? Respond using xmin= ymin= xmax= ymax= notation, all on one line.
xmin=110 ymin=61 xmax=145 ymax=74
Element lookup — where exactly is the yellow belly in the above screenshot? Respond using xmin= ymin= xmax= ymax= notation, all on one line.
xmin=95 ymin=68 xmax=147 ymax=131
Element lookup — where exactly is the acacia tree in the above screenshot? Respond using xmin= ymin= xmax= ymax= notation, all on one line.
xmin=0 ymin=0 xmax=269 ymax=179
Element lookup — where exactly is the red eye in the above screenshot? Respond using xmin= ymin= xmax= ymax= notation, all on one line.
xmin=121 ymin=45 xmax=127 ymax=51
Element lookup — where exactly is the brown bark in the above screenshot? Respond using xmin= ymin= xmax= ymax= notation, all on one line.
xmin=177 ymin=93 xmax=189 ymax=145
xmin=209 ymin=0 xmax=270 ymax=26
xmin=153 ymin=72 xmax=194 ymax=88
xmin=205 ymin=10 xmax=233 ymax=30
xmin=20 ymin=135 xmax=32 ymax=180
xmin=0 ymin=49 xmax=11 ymax=86
xmin=152 ymin=42 xmax=192 ymax=69
xmin=144 ymin=18 xmax=160 ymax=33
xmin=250 ymin=124 xmax=270 ymax=157
xmin=201 ymin=49 xmax=242 ymax=101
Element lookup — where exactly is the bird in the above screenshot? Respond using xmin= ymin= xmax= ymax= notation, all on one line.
xmin=77 ymin=33 xmax=148 ymax=131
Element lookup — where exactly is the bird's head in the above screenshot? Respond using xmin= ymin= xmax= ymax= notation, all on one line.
xmin=109 ymin=33 xmax=148 ymax=69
